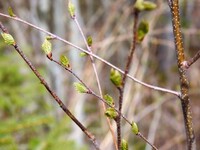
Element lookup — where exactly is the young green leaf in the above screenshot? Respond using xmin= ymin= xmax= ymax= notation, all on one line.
xmin=87 ymin=36 xmax=93 ymax=47
xmin=8 ymin=7 xmax=16 ymax=17
xmin=121 ymin=139 xmax=128 ymax=150
xmin=131 ymin=122 xmax=139 ymax=134
xmin=104 ymin=94 xmax=114 ymax=107
xmin=1 ymin=33 xmax=15 ymax=45
xmin=105 ymin=108 xmax=118 ymax=119
xmin=68 ymin=1 xmax=75 ymax=18
xmin=74 ymin=82 xmax=88 ymax=93
xmin=137 ymin=21 xmax=149 ymax=42
xmin=80 ymin=52 xmax=87 ymax=57
xmin=42 ymin=39 xmax=52 ymax=55
xmin=134 ymin=0 xmax=145 ymax=11
xmin=110 ymin=68 xmax=122 ymax=87
xmin=60 ymin=55 xmax=70 ymax=68
xmin=46 ymin=36 xmax=55 ymax=40
xmin=142 ymin=1 xmax=157 ymax=10
xmin=134 ymin=0 xmax=157 ymax=11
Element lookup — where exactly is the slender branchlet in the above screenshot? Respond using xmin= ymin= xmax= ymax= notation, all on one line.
xmin=168 ymin=0 xmax=196 ymax=149
xmin=116 ymin=9 xmax=139 ymax=149
xmin=0 ymin=22 xmax=100 ymax=150
xmin=182 ymin=50 xmax=200 ymax=69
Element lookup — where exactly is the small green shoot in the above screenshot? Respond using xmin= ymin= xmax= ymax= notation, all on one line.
xmin=131 ymin=122 xmax=139 ymax=134
xmin=121 ymin=139 xmax=128 ymax=150
xmin=60 ymin=55 xmax=70 ymax=68
xmin=110 ymin=68 xmax=122 ymax=87
xmin=134 ymin=0 xmax=157 ymax=11
xmin=104 ymin=94 xmax=114 ymax=107
xmin=1 ymin=33 xmax=15 ymax=45
xmin=74 ymin=82 xmax=88 ymax=93
xmin=105 ymin=108 xmax=118 ymax=119
xmin=137 ymin=21 xmax=149 ymax=42
xmin=80 ymin=52 xmax=87 ymax=57
xmin=68 ymin=1 xmax=75 ymax=18
xmin=8 ymin=7 xmax=16 ymax=17
xmin=87 ymin=36 xmax=93 ymax=47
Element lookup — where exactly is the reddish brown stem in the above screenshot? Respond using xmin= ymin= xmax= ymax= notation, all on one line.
xmin=116 ymin=10 xmax=139 ymax=149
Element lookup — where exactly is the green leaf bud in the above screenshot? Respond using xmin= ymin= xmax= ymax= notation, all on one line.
xmin=80 ymin=52 xmax=87 ymax=57
xmin=42 ymin=38 xmax=52 ymax=55
xmin=104 ymin=94 xmax=114 ymax=107
xmin=131 ymin=122 xmax=139 ymax=134
xmin=68 ymin=1 xmax=75 ymax=18
xmin=74 ymin=82 xmax=88 ymax=93
xmin=60 ymin=55 xmax=70 ymax=68
xmin=134 ymin=0 xmax=157 ymax=11
xmin=121 ymin=139 xmax=128 ymax=150
xmin=105 ymin=108 xmax=118 ymax=119
xmin=1 ymin=33 xmax=15 ymax=45
xmin=87 ymin=36 xmax=93 ymax=47
xmin=137 ymin=20 xmax=149 ymax=42
xmin=110 ymin=68 xmax=122 ymax=87
xmin=134 ymin=0 xmax=145 ymax=11
xmin=142 ymin=1 xmax=157 ymax=11
xmin=8 ymin=7 xmax=16 ymax=17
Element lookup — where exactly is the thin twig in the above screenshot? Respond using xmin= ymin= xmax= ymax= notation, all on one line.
xmin=116 ymin=10 xmax=139 ymax=149
xmin=73 ymin=16 xmax=118 ymax=150
xmin=182 ymin=50 xmax=200 ymax=69
xmin=168 ymin=1 xmax=196 ymax=149
xmin=0 ymin=22 xmax=100 ymax=150
xmin=0 ymin=13 xmax=179 ymax=96
xmin=137 ymin=132 xmax=158 ymax=150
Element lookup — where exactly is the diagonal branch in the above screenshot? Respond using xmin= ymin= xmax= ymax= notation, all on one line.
xmin=182 ymin=50 xmax=200 ymax=69
xmin=0 ymin=22 xmax=100 ymax=150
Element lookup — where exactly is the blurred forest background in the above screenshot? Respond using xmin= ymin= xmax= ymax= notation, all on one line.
xmin=0 ymin=0 xmax=199 ymax=150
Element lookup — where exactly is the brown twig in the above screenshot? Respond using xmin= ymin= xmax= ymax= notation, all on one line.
xmin=168 ymin=0 xmax=196 ymax=149
xmin=116 ymin=9 xmax=139 ymax=149
xmin=137 ymin=132 xmax=158 ymax=150
xmin=0 ymin=22 xmax=100 ymax=150
xmin=182 ymin=50 xmax=200 ymax=69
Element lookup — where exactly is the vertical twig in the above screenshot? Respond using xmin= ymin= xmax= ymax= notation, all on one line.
xmin=168 ymin=1 xmax=196 ymax=149
xmin=116 ymin=9 xmax=139 ymax=149
xmin=0 ymin=22 xmax=100 ymax=150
